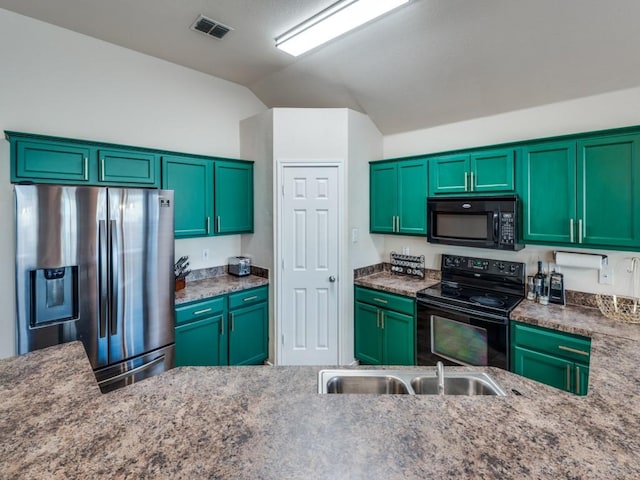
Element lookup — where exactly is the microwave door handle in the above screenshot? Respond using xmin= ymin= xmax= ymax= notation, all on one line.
xmin=493 ymin=213 xmax=500 ymax=243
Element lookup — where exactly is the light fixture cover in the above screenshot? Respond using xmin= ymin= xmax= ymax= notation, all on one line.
xmin=276 ymin=0 xmax=410 ymax=56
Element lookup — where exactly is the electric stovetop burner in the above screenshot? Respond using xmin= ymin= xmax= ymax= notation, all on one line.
xmin=469 ymin=295 xmax=506 ymax=307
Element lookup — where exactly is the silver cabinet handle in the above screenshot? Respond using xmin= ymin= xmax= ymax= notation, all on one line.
xmin=243 ymin=295 xmax=258 ymax=302
xmin=101 ymin=157 xmax=106 ymax=181
xmin=578 ymin=219 xmax=583 ymax=244
xmin=380 ymin=311 xmax=384 ymax=329
xmin=217 ymin=216 xmax=221 ymax=233
xmin=230 ymin=312 xmax=235 ymax=332
xmin=376 ymin=310 xmax=380 ymax=328
xmin=569 ymin=219 xmax=574 ymax=243
xmin=470 ymin=171 xmax=475 ymax=192
xmin=373 ymin=298 xmax=388 ymax=304
xmin=221 ymin=315 xmax=225 ymax=336
xmin=193 ymin=308 xmax=213 ymax=315
xmin=464 ymin=172 xmax=468 ymax=191
xmin=566 ymin=364 xmax=571 ymax=391
xmin=84 ymin=157 xmax=89 ymax=181
xmin=206 ymin=217 xmax=210 ymax=235
xmin=396 ymin=216 xmax=400 ymax=232
xmin=576 ymin=365 xmax=581 ymax=394
xmin=329 ymin=276 xmax=336 ymax=282
xmin=558 ymin=345 xmax=589 ymax=356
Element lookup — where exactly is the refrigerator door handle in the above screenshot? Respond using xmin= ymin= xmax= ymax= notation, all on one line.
xmin=97 ymin=354 xmax=165 ymax=388
xmin=99 ymin=220 xmax=108 ymax=338
xmin=110 ymin=219 xmax=119 ymax=336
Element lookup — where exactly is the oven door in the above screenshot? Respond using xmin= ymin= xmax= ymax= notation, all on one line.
xmin=416 ymin=299 xmax=509 ymax=369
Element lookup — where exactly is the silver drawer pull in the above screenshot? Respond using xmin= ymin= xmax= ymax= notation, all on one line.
xmin=373 ymin=298 xmax=388 ymax=304
xmin=243 ymin=296 xmax=258 ymax=302
xmin=558 ymin=345 xmax=589 ymax=356
xmin=193 ymin=308 xmax=213 ymax=315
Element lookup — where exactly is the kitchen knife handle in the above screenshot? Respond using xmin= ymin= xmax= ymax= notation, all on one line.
xmin=569 ymin=219 xmax=574 ymax=243
xmin=578 ymin=219 xmax=583 ymax=244
xmin=464 ymin=172 xmax=468 ymax=191
xmin=98 ymin=220 xmax=108 ymax=338
xmin=110 ymin=219 xmax=119 ymax=336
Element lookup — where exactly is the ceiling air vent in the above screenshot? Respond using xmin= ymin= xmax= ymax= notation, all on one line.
xmin=190 ymin=14 xmax=232 ymax=40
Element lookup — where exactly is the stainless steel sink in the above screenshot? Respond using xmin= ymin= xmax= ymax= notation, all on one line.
xmin=325 ymin=375 xmax=410 ymax=394
xmin=318 ymin=369 xmax=507 ymax=396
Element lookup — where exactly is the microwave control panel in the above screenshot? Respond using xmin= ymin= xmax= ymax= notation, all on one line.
xmin=499 ymin=212 xmax=516 ymax=245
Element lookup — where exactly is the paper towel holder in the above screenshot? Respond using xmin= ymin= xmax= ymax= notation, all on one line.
xmin=553 ymin=250 xmax=608 ymax=268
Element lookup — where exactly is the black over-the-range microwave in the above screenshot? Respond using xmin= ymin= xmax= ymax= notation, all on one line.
xmin=426 ymin=195 xmax=524 ymax=251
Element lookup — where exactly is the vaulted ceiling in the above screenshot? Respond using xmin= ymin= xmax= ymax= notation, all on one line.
xmin=2 ymin=0 xmax=640 ymax=135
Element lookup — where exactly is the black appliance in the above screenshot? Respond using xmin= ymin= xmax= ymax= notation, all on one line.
xmin=427 ymin=195 xmax=524 ymax=251
xmin=416 ymin=254 xmax=526 ymax=369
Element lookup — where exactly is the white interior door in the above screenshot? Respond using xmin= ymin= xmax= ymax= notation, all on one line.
xmin=280 ymin=165 xmax=339 ymax=365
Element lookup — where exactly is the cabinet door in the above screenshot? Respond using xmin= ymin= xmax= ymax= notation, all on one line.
xmin=354 ymin=302 xmax=382 ymax=365
xmin=512 ymin=345 xmax=573 ymax=393
xmin=382 ymin=310 xmax=415 ymax=365
xmin=370 ymin=163 xmax=397 ymax=233
xmin=470 ymin=148 xmax=515 ymax=193
xmin=98 ymin=149 xmax=159 ymax=186
xmin=428 ymin=154 xmax=469 ymax=195
xmin=14 ymin=139 xmax=91 ymax=183
xmin=214 ymin=161 xmax=253 ymax=234
xmin=575 ymin=363 xmax=589 ymax=396
xmin=162 ymin=156 xmax=213 ymax=238
xmin=175 ymin=314 xmax=226 ymax=366
xmin=397 ymin=159 xmax=427 ymax=235
xmin=578 ymin=134 xmax=640 ymax=248
xmin=521 ymin=141 xmax=577 ymax=244
xmin=228 ymin=302 xmax=268 ymax=366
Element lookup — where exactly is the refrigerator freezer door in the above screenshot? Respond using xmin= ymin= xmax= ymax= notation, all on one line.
xmin=107 ymin=189 xmax=174 ymax=364
xmin=15 ymin=185 xmax=108 ymax=366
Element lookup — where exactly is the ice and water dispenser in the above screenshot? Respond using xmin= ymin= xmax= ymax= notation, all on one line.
xmin=30 ymin=266 xmax=78 ymax=326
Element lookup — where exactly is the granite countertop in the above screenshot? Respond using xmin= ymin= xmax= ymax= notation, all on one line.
xmin=2 ymin=276 xmax=640 ymax=478
xmin=354 ymin=271 xmax=439 ymax=297
xmin=175 ymin=274 xmax=269 ymax=305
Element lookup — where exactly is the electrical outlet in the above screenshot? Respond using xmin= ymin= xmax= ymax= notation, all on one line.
xmin=202 ymin=249 xmax=209 ymax=261
xmin=599 ymin=263 xmax=613 ymax=285
xmin=351 ymin=228 xmax=358 ymax=243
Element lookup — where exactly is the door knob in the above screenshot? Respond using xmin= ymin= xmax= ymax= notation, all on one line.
xmin=329 ymin=276 xmax=336 ymax=282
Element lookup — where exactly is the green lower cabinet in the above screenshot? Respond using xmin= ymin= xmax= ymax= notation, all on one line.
xmin=229 ymin=301 xmax=268 ymax=365
xmin=175 ymin=286 xmax=269 ymax=367
xmin=354 ymin=302 xmax=383 ymax=364
xmin=511 ymin=321 xmax=591 ymax=395
xmin=175 ymin=314 xmax=227 ymax=366
xmin=354 ymin=287 xmax=415 ymax=365
xmin=382 ymin=310 xmax=415 ymax=365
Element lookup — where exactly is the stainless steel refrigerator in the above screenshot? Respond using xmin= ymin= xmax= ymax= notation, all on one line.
xmin=15 ymin=185 xmax=175 ymax=392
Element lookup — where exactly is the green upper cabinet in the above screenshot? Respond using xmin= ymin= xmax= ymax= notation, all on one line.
xmin=523 ymin=133 xmax=640 ymax=249
xmin=370 ymin=158 xmax=426 ymax=235
xmin=97 ymin=148 xmax=159 ymax=186
xmin=7 ymin=131 xmax=160 ymax=187
xmin=161 ymin=156 xmax=213 ymax=238
xmin=214 ymin=160 xmax=254 ymax=234
xmin=429 ymin=148 xmax=516 ymax=196
xmin=11 ymin=136 xmax=91 ymax=184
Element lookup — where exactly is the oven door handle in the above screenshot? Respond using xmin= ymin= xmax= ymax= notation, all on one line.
xmin=416 ymin=298 xmax=509 ymax=324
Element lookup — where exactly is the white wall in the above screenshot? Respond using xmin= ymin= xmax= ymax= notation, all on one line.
xmin=382 ymin=87 xmax=640 ymax=295
xmin=0 ymin=8 xmax=266 ymax=358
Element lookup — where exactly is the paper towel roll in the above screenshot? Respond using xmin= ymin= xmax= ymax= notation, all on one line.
xmin=554 ymin=251 xmax=604 ymax=269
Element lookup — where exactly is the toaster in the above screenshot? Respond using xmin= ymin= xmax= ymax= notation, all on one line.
xmin=228 ymin=256 xmax=251 ymax=276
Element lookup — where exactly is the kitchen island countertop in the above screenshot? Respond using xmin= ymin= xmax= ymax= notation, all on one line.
xmin=2 ymin=286 xmax=640 ymax=478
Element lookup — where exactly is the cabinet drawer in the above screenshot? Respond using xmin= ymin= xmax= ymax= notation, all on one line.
xmin=355 ymin=287 xmax=414 ymax=316
xmin=512 ymin=322 xmax=591 ymax=363
xmin=228 ymin=286 xmax=268 ymax=310
xmin=175 ymin=296 xmax=225 ymax=325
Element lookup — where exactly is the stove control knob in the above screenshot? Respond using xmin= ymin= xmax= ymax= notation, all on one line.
xmin=453 ymin=257 xmax=461 ymax=266
xmin=497 ymin=263 xmax=505 ymax=270
xmin=509 ymin=265 xmax=518 ymax=273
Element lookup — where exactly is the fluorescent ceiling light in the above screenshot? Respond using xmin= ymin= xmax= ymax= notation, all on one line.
xmin=276 ymin=0 xmax=410 ymax=57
